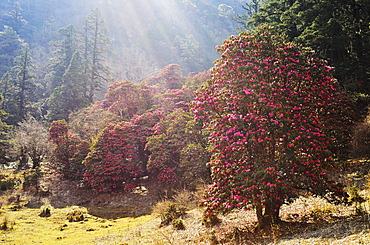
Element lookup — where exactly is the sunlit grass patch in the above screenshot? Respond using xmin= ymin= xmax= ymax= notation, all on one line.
xmin=0 ymin=206 xmax=157 ymax=244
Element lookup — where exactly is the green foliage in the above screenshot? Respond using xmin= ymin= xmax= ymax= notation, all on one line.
xmin=44 ymin=24 xmax=77 ymax=95
xmin=247 ymin=0 xmax=370 ymax=109
xmin=0 ymin=94 xmax=11 ymax=166
xmin=82 ymin=8 xmax=112 ymax=102
xmin=3 ymin=44 xmax=42 ymax=125
xmin=46 ymin=51 xmax=90 ymax=122
xmin=0 ymin=26 xmax=24 ymax=78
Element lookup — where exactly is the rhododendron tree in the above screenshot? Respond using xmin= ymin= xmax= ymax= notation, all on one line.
xmin=49 ymin=120 xmax=89 ymax=180
xmin=192 ymin=27 xmax=351 ymax=229
xmin=130 ymin=110 xmax=165 ymax=172
xmin=184 ymin=70 xmax=211 ymax=92
xmin=146 ymin=109 xmax=210 ymax=188
xmin=143 ymin=64 xmax=184 ymax=93
xmin=102 ymin=80 xmax=152 ymax=121
xmin=83 ymin=122 xmax=141 ymax=192
xmin=156 ymin=88 xmax=194 ymax=113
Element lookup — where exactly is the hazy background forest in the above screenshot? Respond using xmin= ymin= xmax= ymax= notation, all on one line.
xmin=0 ymin=0 xmax=244 ymax=80
xmin=0 ymin=0 xmax=247 ymax=125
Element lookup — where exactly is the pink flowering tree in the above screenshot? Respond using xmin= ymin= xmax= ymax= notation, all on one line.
xmin=143 ymin=64 xmax=184 ymax=93
xmin=83 ymin=122 xmax=141 ymax=192
xmin=102 ymin=80 xmax=152 ymax=121
xmin=146 ymin=109 xmax=210 ymax=188
xmin=130 ymin=110 xmax=165 ymax=173
xmin=49 ymin=120 xmax=90 ymax=180
xmin=192 ymin=27 xmax=350 ymax=229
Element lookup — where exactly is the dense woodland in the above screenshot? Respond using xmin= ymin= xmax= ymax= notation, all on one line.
xmin=0 ymin=0 xmax=370 ymax=235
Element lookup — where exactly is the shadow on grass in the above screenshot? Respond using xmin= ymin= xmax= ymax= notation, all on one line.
xmin=216 ymin=214 xmax=370 ymax=245
xmin=86 ymin=205 xmax=152 ymax=219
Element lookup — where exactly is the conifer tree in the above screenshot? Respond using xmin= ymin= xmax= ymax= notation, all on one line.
xmin=46 ymin=51 xmax=89 ymax=122
xmin=81 ymin=8 xmax=111 ymax=103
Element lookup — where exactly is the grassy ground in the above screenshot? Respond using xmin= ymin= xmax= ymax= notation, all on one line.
xmin=0 ymin=205 xmax=161 ymax=245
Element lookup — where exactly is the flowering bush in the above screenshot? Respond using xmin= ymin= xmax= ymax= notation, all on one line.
xmin=49 ymin=120 xmax=89 ymax=180
xmin=192 ymin=27 xmax=350 ymax=228
xmin=130 ymin=110 xmax=165 ymax=172
xmin=146 ymin=109 xmax=210 ymax=187
xmin=102 ymin=80 xmax=152 ymax=121
xmin=83 ymin=122 xmax=141 ymax=192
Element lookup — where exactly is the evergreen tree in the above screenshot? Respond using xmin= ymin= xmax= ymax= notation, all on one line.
xmin=81 ymin=8 xmax=111 ymax=103
xmin=247 ymin=0 xmax=370 ymax=106
xmin=0 ymin=72 xmax=13 ymax=112
xmin=2 ymin=2 xmax=31 ymax=39
xmin=46 ymin=51 xmax=90 ymax=122
xmin=0 ymin=94 xmax=11 ymax=166
xmin=0 ymin=26 xmax=25 ymax=77
xmin=44 ymin=24 xmax=78 ymax=96
xmin=9 ymin=44 xmax=41 ymax=125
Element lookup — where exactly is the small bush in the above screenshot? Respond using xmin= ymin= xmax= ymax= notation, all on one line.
xmin=67 ymin=208 xmax=87 ymax=222
xmin=172 ymin=218 xmax=185 ymax=230
xmin=0 ymin=179 xmax=17 ymax=191
xmin=0 ymin=215 xmax=15 ymax=230
xmin=348 ymin=185 xmax=366 ymax=215
xmin=158 ymin=202 xmax=186 ymax=228
xmin=39 ymin=205 xmax=52 ymax=217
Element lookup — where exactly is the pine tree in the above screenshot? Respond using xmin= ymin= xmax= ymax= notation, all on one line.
xmin=46 ymin=51 xmax=90 ymax=122
xmin=9 ymin=44 xmax=41 ymax=125
xmin=44 ymin=24 xmax=78 ymax=96
xmin=81 ymin=8 xmax=111 ymax=103
xmin=0 ymin=26 xmax=25 ymax=77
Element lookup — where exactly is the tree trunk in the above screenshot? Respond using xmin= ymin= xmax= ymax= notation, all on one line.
xmin=255 ymin=199 xmax=281 ymax=231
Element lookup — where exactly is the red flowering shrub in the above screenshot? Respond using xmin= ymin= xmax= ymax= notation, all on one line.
xmin=49 ymin=120 xmax=89 ymax=180
xmin=102 ymin=80 xmax=152 ymax=121
xmin=130 ymin=110 xmax=165 ymax=172
xmin=146 ymin=109 xmax=210 ymax=188
xmin=83 ymin=122 xmax=141 ymax=192
xmin=143 ymin=64 xmax=184 ymax=92
xmin=192 ymin=27 xmax=350 ymax=229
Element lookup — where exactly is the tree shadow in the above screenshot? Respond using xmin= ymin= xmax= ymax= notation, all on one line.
xmin=217 ymin=214 xmax=370 ymax=244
